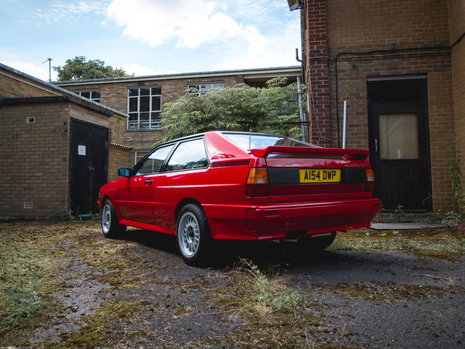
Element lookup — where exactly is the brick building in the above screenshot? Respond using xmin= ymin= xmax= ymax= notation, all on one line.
xmin=289 ymin=0 xmax=464 ymax=212
xmin=0 ymin=63 xmax=129 ymax=219
xmin=56 ymin=66 xmax=301 ymax=165
xmin=0 ymin=64 xmax=300 ymax=218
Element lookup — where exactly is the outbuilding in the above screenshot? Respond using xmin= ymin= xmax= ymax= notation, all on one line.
xmin=0 ymin=63 xmax=130 ymax=219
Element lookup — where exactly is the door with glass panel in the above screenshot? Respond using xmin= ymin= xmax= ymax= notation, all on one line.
xmin=368 ymin=79 xmax=431 ymax=211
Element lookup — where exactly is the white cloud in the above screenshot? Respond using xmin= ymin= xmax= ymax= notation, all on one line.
xmin=214 ymin=16 xmax=301 ymax=70
xmin=121 ymin=63 xmax=177 ymax=76
xmin=106 ymin=0 xmax=300 ymax=70
xmin=34 ymin=0 xmax=109 ymax=24
xmin=106 ymin=0 xmax=267 ymax=49
xmin=1 ymin=60 xmax=56 ymax=81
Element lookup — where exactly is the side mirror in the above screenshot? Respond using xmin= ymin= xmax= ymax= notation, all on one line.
xmin=118 ymin=168 xmax=132 ymax=177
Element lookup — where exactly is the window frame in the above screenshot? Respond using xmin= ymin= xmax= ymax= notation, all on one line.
xmin=187 ymin=81 xmax=224 ymax=95
xmin=131 ymin=136 xmax=209 ymax=176
xmin=165 ymin=137 xmax=210 ymax=172
xmin=75 ymin=89 xmax=101 ymax=103
xmin=132 ymin=144 xmax=175 ymax=177
xmin=127 ymin=86 xmax=162 ymax=130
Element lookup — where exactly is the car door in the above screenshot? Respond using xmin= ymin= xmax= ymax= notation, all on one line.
xmin=118 ymin=144 xmax=174 ymax=224
xmin=151 ymin=138 xmax=210 ymax=229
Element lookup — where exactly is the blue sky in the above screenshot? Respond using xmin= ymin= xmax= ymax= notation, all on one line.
xmin=0 ymin=0 xmax=301 ymax=81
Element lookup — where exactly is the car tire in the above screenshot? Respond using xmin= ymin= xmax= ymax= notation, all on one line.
xmin=176 ymin=203 xmax=211 ymax=267
xmin=101 ymin=199 xmax=126 ymax=238
xmin=300 ymin=232 xmax=337 ymax=251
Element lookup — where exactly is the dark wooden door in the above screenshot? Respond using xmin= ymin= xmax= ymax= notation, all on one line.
xmin=69 ymin=119 xmax=109 ymax=215
xmin=368 ymin=79 xmax=432 ymax=211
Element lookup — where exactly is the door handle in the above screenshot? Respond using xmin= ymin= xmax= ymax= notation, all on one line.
xmin=375 ymin=139 xmax=378 ymax=153
xmin=144 ymin=179 xmax=153 ymax=185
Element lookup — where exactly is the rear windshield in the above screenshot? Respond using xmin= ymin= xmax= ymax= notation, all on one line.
xmin=223 ymin=133 xmax=317 ymax=151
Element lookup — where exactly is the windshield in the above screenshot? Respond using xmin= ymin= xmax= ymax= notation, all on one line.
xmin=223 ymin=133 xmax=317 ymax=151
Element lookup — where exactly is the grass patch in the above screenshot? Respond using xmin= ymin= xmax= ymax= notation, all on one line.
xmin=330 ymin=228 xmax=465 ymax=259
xmin=329 ymin=282 xmax=454 ymax=303
xmin=43 ymin=300 xmax=148 ymax=349
xmin=0 ymin=224 xmax=65 ymax=336
xmin=0 ymin=239 xmax=45 ymax=334
xmin=211 ymin=259 xmax=319 ymax=348
xmin=0 ymin=221 xmax=150 ymax=346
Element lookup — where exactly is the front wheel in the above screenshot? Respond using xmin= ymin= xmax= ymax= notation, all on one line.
xmin=101 ymin=199 xmax=126 ymax=238
xmin=176 ymin=204 xmax=211 ymax=266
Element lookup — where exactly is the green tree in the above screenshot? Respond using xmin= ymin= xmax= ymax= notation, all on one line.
xmin=54 ymin=56 xmax=130 ymax=81
xmin=162 ymin=78 xmax=305 ymax=140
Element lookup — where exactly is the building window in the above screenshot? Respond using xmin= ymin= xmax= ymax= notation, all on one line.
xmin=76 ymin=90 xmax=100 ymax=103
xmin=128 ymin=87 xmax=162 ymax=130
xmin=188 ymin=82 xmax=224 ymax=95
xmin=134 ymin=150 xmax=149 ymax=165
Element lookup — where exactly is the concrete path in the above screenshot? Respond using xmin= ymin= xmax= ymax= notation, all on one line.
xmin=371 ymin=222 xmax=448 ymax=230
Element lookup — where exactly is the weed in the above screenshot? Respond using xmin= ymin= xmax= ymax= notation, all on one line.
xmin=210 ymin=259 xmax=316 ymax=348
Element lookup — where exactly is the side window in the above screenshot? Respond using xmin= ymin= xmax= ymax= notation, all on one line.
xmin=166 ymin=139 xmax=208 ymax=171
xmin=136 ymin=145 xmax=174 ymax=176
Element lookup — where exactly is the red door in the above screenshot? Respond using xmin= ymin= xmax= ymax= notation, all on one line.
xmin=118 ymin=145 xmax=174 ymax=224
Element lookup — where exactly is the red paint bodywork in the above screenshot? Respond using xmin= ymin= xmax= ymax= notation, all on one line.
xmin=98 ymin=131 xmax=381 ymax=240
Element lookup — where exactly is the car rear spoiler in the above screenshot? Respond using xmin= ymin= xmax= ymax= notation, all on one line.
xmin=250 ymin=146 xmax=369 ymax=160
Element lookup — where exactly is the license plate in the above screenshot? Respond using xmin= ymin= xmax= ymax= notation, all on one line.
xmin=299 ymin=169 xmax=341 ymax=183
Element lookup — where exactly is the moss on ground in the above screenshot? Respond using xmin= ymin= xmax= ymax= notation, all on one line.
xmin=331 ymin=227 xmax=465 ymax=260
xmin=42 ymin=300 xmax=149 ymax=349
xmin=1 ymin=222 xmax=464 ymax=348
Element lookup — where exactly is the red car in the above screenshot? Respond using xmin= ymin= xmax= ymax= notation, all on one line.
xmin=99 ymin=131 xmax=381 ymax=266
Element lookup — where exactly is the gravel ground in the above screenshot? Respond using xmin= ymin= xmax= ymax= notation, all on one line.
xmin=0 ymin=222 xmax=464 ymax=348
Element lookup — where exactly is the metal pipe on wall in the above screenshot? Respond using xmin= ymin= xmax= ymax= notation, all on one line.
xmin=342 ymin=100 xmax=348 ymax=148
xmin=297 ymin=76 xmax=307 ymax=142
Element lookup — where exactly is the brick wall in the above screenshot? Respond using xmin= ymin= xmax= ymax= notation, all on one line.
xmin=0 ymin=103 xmax=70 ymax=218
xmin=327 ymin=0 xmax=449 ymax=50
xmin=108 ymin=144 xmax=132 ymax=182
xmin=303 ymin=0 xmax=332 ymax=146
xmin=449 ymin=0 xmax=465 ymax=165
xmin=302 ymin=0 xmax=455 ymax=211
xmin=0 ymin=71 xmax=57 ymax=98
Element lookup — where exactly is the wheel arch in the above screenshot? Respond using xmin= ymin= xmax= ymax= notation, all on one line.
xmin=175 ymin=198 xmax=203 ymax=219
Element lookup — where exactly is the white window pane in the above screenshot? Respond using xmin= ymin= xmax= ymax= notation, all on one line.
xmin=379 ymin=114 xmax=419 ymax=160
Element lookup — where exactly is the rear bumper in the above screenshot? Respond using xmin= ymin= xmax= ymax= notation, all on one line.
xmin=204 ymin=198 xmax=381 ymax=240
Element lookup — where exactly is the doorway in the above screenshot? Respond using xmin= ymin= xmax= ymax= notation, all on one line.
xmin=368 ymin=77 xmax=432 ymax=211
xmin=69 ymin=119 xmax=109 ymax=215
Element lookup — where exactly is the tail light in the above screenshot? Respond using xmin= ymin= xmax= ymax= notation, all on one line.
xmin=246 ymin=168 xmax=269 ymax=196
xmin=366 ymin=168 xmax=375 ymax=192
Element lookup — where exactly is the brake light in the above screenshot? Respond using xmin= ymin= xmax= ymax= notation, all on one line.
xmin=366 ymin=168 xmax=375 ymax=192
xmin=246 ymin=168 xmax=269 ymax=196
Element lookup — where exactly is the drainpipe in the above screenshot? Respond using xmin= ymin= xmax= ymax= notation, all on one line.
xmin=342 ymin=100 xmax=348 ymax=148
xmin=297 ymin=76 xmax=307 ymax=142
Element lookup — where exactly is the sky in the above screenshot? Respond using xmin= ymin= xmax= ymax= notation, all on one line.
xmin=0 ymin=0 xmax=301 ymax=81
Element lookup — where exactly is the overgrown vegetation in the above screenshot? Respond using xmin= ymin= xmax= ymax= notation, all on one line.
xmin=331 ymin=228 xmax=465 ymax=259
xmin=44 ymin=300 xmax=147 ymax=349
xmin=0 ymin=222 xmax=149 ymax=347
xmin=444 ymin=132 xmax=465 ymax=230
xmin=162 ymin=77 xmax=305 ymax=140
xmin=0 ymin=239 xmax=45 ymax=334
xmin=1 ymin=222 xmax=464 ymax=348
xmin=0 ymin=224 xmax=62 ymax=336
xmin=210 ymin=259 xmax=318 ymax=348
